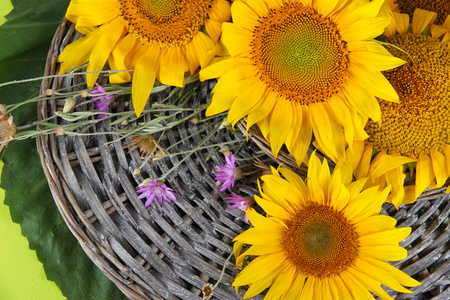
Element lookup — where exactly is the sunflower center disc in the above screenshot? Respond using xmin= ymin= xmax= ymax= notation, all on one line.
xmin=281 ymin=203 xmax=358 ymax=278
xmin=119 ymin=0 xmax=211 ymax=47
xmin=251 ymin=2 xmax=348 ymax=104
xmin=365 ymin=34 xmax=450 ymax=157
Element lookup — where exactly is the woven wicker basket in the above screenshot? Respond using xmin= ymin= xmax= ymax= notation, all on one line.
xmin=37 ymin=18 xmax=450 ymax=299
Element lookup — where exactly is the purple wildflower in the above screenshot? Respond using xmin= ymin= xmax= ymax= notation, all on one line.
xmin=137 ymin=179 xmax=177 ymax=207
xmin=226 ymin=193 xmax=250 ymax=223
xmin=90 ymin=83 xmax=116 ymax=119
xmin=215 ymin=153 xmax=237 ymax=192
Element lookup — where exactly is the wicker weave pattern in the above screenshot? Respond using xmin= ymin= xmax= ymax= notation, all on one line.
xmin=37 ymin=19 xmax=450 ymax=300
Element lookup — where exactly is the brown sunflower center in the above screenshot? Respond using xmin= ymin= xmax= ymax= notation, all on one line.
xmin=281 ymin=202 xmax=358 ymax=278
xmin=397 ymin=0 xmax=450 ymax=25
xmin=250 ymin=2 xmax=348 ymax=104
xmin=119 ymin=0 xmax=212 ymax=47
xmin=365 ymin=34 xmax=450 ymax=157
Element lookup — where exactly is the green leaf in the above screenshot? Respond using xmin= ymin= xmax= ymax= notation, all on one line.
xmin=0 ymin=0 xmax=127 ymax=299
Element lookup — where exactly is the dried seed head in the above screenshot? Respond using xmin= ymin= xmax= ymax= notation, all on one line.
xmin=201 ymin=284 xmax=214 ymax=299
xmin=0 ymin=111 xmax=16 ymax=152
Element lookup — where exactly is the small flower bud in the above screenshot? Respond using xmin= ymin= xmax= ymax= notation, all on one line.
xmin=63 ymin=97 xmax=76 ymax=113
xmin=189 ymin=117 xmax=199 ymax=125
xmin=45 ymin=89 xmax=55 ymax=96
xmin=219 ymin=146 xmax=231 ymax=158
xmin=54 ymin=127 xmax=66 ymax=135
xmin=79 ymin=90 xmax=89 ymax=98
xmin=121 ymin=119 xmax=130 ymax=126
xmin=133 ymin=168 xmax=141 ymax=176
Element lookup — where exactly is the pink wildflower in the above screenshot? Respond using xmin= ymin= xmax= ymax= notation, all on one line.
xmin=90 ymin=83 xmax=116 ymax=119
xmin=137 ymin=179 xmax=177 ymax=207
xmin=226 ymin=193 xmax=250 ymax=223
xmin=215 ymin=152 xmax=238 ymax=192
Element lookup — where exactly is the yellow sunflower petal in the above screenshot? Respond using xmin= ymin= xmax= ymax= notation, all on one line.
xmin=246 ymin=91 xmax=277 ymax=130
xmin=346 ymin=267 xmax=394 ymax=300
xmin=341 ymin=78 xmax=382 ymax=122
xmin=359 ymin=245 xmax=407 ymax=261
xmin=199 ymin=57 xmax=250 ymax=81
xmin=205 ymin=19 xmax=223 ymax=43
xmin=364 ymin=257 xmax=421 ymax=287
xmin=159 ymin=47 xmax=187 ymax=87
xmin=336 ymin=0 xmax=385 ymax=30
xmin=58 ymin=33 xmax=98 ymax=75
xmin=430 ymin=150 xmax=449 ymax=187
xmin=285 ymin=104 xmax=312 ymax=165
xmin=222 ymin=22 xmax=253 ymax=57
xmin=354 ymin=215 xmax=397 ymax=235
xmin=315 ymin=0 xmax=340 ymax=17
xmin=67 ymin=0 xmax=119 ymax=28
xmin=188 ymin=31 xmax=216 ymax=69
xmin=326 ymin=96 xmax=355 ymax=146
xmin=412 ymin=8 xmax=437 ymax=35
xmin=85 ymin=18 xmax=127 ymax=87
xmin=329 ymin=168 xmax=350 ymax=211
xmin=264 ymin=264 xmax=297 ymax=299
xmin=354 ymin=258 xmax=414 ymax=294
xmin=415 ymin=153 xmax=435 ymax=199
xmin=233 ymin=252 xmax=286 ymax=295
xmin=254 ymin=195 xmax=292 ymax=220
xmin=108 ymin=34 xmax=137 ymax=83
xmin=347 ymin=186 xmax=391 ymax=223
xmin=310 ymin=103 xmax=346 ymax=162
xmin=278 ymin=167 xmax=308 ymax=196
xmin=245 ymin=0 xmax=269 ymax=17
xmin=358 ymin=227 xmax=411 ymax=246
xmin=269 ymin=100 xmax=294 ymax=158
xmin=348 ymin=63 xmax=400 ymax=103
xmin=231 ymin=0 xmax=260 ymax=32
xmin=262 ymin=175 xmax=303 ymax=210
xmin=443 ymin=144 xmax=450 ymax=174
xmin=228 ymin=80 xmax=267 ymax=126
xmin=393 ymin=12 xmax=410 ymax=34
xmin=371 ymin=154 xmax=416 ymax=178
xmin=348 ymin=42 xmax=406 ymax=71
xmin=132 ymin=46 xmax=161 ymax=117
xmin=339 ymin=271 xmax=375 ymax=299
xmin=340 ymin=17 xmax=390 ymax=42
xmin=284 ymin=273 xmax=307 ymax=299
xmin=208 ymin=0 xmax=231 ymax=22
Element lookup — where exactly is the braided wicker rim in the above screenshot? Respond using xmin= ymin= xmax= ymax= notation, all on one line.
xmin=36 ymin=18 xmax=450 ymax=299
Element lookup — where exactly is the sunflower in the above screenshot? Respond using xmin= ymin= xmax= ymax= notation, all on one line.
xmin=58 ymin=0 xmax=231 ymax=116
xmin=387 ymin=0 xmax=450 ymax=25
xmin=233 ymin=152 xmax=420 ymax=299
xmin=200 ymin=0 xmax=405 ymax=165
xmin=364 ymin=8 xmax=450 ymax=202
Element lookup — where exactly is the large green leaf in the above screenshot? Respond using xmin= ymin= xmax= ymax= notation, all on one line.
xmin=0 ymin=1 xmax=126 ymax=299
